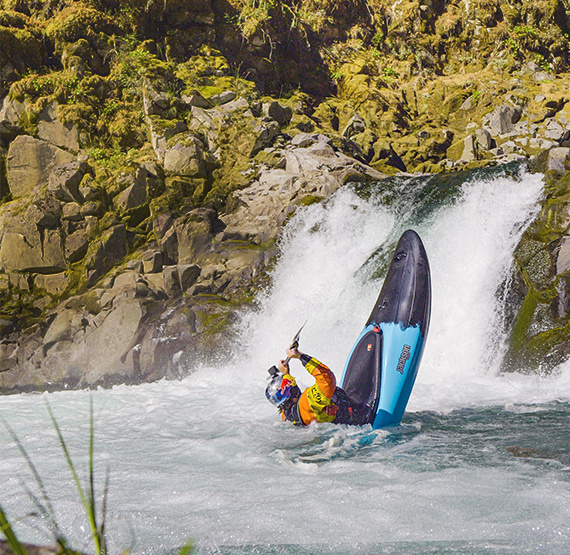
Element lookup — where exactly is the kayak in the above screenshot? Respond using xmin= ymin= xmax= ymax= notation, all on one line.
xmin=340 ymin=230 xmax=431 ymax=429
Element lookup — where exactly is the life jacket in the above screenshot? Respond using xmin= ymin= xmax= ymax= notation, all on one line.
xmin=281 ymin=355 xmax=365 ymax=426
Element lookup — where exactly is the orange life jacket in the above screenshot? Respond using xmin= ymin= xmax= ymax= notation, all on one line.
xmin=296 ymin=355 xmax=337 ymax=424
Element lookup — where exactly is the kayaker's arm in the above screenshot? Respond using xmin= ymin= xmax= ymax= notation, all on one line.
xmin=286 ymin=347 xmax=336 ymax=398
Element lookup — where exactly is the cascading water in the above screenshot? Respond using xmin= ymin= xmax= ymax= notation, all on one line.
xmin=1 ymin=165 xmax=569 ymax=555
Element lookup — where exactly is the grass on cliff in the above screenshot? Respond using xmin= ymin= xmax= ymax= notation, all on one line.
xmin=0 ymin=399 xmax=194 ymax=555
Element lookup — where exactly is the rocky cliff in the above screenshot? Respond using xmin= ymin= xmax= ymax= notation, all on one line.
xmin=2 ymin=0 xmax=570 ymax=392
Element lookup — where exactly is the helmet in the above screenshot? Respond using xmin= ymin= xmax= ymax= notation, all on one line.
xmin=265 ymin=373 xmax=296 ymax=407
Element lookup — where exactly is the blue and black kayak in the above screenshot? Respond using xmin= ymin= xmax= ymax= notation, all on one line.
xmin=340 ymin=229 xmax=431 ymax=429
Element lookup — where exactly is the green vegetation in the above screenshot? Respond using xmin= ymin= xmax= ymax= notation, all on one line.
xmin=0 ymin=399 xmax=105 ymax=555
xmin=3 ymin=0 xmax=570 ymax=378
xmin=0 ymin=400 xmax=196 ymax=553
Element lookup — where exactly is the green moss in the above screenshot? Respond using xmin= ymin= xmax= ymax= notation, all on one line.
xmin=44 ymin=5 xmax=118 ymax=52
xmin=0 ymin=25 xmax=43 ymax=79
xmin=296 ymin=195 xmax=324 ymax=207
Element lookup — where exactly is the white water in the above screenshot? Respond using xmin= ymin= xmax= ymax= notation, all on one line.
xmin=1 ymin=169 xmax=570 ymax=554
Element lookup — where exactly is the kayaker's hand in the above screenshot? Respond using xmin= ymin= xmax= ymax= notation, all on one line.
xmin=286 ymin=346 xmax=301 ymax=359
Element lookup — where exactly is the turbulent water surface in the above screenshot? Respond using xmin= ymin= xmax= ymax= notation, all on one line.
xmin=1 ymin=166 xmax=570 ymax=555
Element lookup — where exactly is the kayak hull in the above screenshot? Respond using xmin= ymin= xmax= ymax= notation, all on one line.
xmin=340 ymin=230 xmax=431 ymax=429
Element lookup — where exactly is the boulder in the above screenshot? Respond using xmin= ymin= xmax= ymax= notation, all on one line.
xmin=142 ymin=82 xmax=171 ymax=116
xmin=43 ymin=310 xmax=82 ymax=345
xmin=475 ymin=128 xmax=493 ymax=151
xmin=85 ymin=225 xmax=128 ymax=285
xmin=483 ymin=104 xmax=522 ymax=136
xmin=181 ymin=91 xmax=211 ymax=108
xmin=136 ymin=309 xmax=196 ymax=380
xmin=62 ymin=202 xmax=82 ymax=221
xmin=34 ymin=272 xmax=70 ymax=295
xmin=209 ymin=90 xmax=236 ymax=105
xmin=7 ymin=135 xmax=75 ymax=198
xmin=81 ymin=300 xmax=145 ymax=386
xmin=163 ymin=134 xmax=211 ymax=177
xmin=546 ymin=147 xmax=570 ymax=171
xmin=0 ymin=96 xmax=24 ymax=143
xmin=148 ymin=117 xmax=188 ymax=161
xmin=176 ymin=208 xmax=219 ymax=264
xmin=291 ymin=133 xmax=322 ymax=148
xmin=219 ymin=97 xmax=251 ymax=114
xmin=178 ymin=264 xmax=201 ymax=290
xmin=115 ymin=167 xmax=148 ymax=211
xmin=65 ymin=228 xmax=89 ymax=263
xmin=142 ymin=251 xmax=163 ymax=274
xmin=263 ymin=101 xmax=292 ymax=126
xmin=543 ymin=118 xmax=566 ymax=141
xmin=37 ymin=101 xmax=80 ymax=152
xmin=158 ymin=225 xmax=179 ymax=265
xmin=163 ymin=265 xmax=181 ymax=297
xmin=47 ymin=160 xmax=90 ymax=203
xmin=251 ymin=121 xmax=281 ymax=155
xmin=0 ymin=209 xmax=66 ymax=273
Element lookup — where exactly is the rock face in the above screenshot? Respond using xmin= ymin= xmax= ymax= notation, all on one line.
xmin=3 ymin=0 xmax=570 ymax=392
xmin=0 ymin=117 xmax=384 ymax=392
xmin=224 ymin=134 xmax=384 ymax=243
xmin=502 ymin=155 xmax=570 ymax=372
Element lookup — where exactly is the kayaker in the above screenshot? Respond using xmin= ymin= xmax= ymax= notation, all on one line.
xmin=266 ymin=345 xmax=366 ymax=426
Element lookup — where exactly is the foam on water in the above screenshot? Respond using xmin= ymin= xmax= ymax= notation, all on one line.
xmin=1 ymin=167 xmax=570 ymax=554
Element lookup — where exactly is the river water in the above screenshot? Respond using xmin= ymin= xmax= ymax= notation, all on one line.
xmin=1 ymin=166 xmax=570 ymax=555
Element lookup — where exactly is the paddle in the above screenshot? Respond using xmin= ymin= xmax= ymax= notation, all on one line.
xmin=268 ymin=321 xmax=307 ymax=377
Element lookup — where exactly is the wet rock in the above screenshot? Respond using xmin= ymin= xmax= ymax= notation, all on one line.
xmin=223 ymin=140 xmax=384 ymax=243
xmin=136 ymin=309 xmax=196 ymax=381
xmin=81 ymin=300 xmax=144 ymax=386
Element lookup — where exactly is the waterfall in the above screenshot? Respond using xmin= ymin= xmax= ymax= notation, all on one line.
xmin=1 ymin=165 xmax=569 ymax=555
